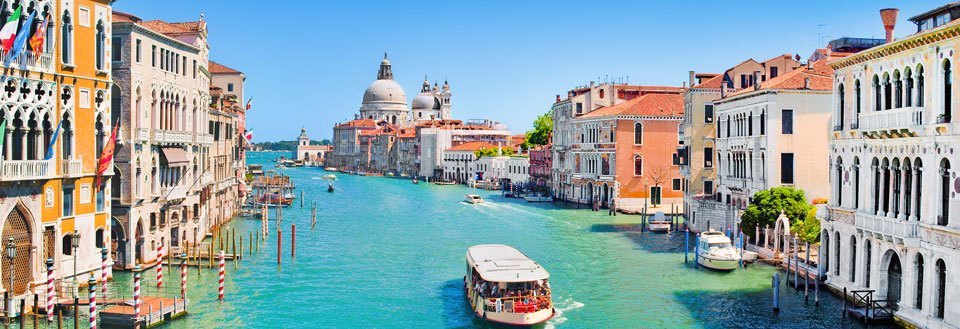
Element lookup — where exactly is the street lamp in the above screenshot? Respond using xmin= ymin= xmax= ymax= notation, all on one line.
xmin=71 ymin=230 xmax=80 ymax=299
xmin=6 ymin=237 xmax=15 ymax=324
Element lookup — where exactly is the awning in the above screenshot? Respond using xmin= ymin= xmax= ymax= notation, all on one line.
xmin=161 ymin=147 xmax=189 ymax=167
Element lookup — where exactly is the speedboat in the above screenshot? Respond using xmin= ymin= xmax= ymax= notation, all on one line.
xmin=464 ymin=245 xmax=555 ymax=326
xmin=648 ymin=211 xmax=671 ymax=232
xmin=412 ymin=179 xmax=419 ymax=184
xmin=324 ymin=167 xmax=339 ymax=172
xmin=697 ymin=230 xmax=742 ymax=271
xmin=322 ymin=174 xmax=337 ymax=180
xmin=465 ymin=194 xmax=484 ymax=204
xmin=742 ymin=250 xmax=759 ymax=263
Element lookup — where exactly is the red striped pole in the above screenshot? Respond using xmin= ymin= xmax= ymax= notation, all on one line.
xmin=133 ymin=266 xmax=141 ymax=323
xmin=101 ymin=248 xmax=109 ymax=298
xmin=180 ymin=254 xmax=187 ymax=300
xmin=218 ymin=251 xmax=225 ymax=300
xmin=45 ymin=258 xmax=54 ymax=322
xmin=88 ymin=277 xmax=97 ymax=329
xmin=156 ymin=242 xmax=163 ymax=289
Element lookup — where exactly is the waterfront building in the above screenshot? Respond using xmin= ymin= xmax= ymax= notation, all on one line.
xmin=209 ymin=60 xmax=248 ymax=198
xmin=294 ymin=127 xmax=331 ymax=164
xmin=110 ymin=11 xmax=212 ymax=269
xmin=569 ymin=90 xmax=685 ymax=212
xmin=550 ymin=96 xmax=574 ymax=200
xmin=528 ymin=144 xmax=551 ymax=190
xmin=469 ymin=155 xmax=530 ymax=187
xmin=418 ymin=119 xmax=510 ymax=179
xmin=820 ymin=6 xmax=960 ymax=327
xmin=207 ymin=82 xmax=244 ymax=229
xmin=0 ymin=0 xmax=115 ymax=298
xmin=442 ymin=141 xmax=498 ymax=183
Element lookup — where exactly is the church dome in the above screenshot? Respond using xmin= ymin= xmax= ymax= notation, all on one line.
xmin=362 ymin=79 xmax=407 ymax=104
xmin=412 ymin=93 xmax=436 ymax=110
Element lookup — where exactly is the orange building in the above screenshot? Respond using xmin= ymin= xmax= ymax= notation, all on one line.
xmin=570 ymin=90 xmax=684 ymax=213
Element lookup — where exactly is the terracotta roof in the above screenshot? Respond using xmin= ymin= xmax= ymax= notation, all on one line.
xmin=140 ymin=19 xmax=204 ymax=37
xmin=762 ymin=53 xmax=797 ymax=63
xmin=337 ymin=118 xmax=377 ymax=128
xmin=446 ymin=141 xmax=500 ymax=152
xmin=726 ymin=62 xmax=833 ymax=97
xmin=112 ymin=11 xmax=139 ymax=23
xmin=579 ymin=93 xmax=684 ymax=118
xmin=210 ymin=61 xmax=242 ymax=74
xmin=692 ymin=74 xmax=724 ymax=89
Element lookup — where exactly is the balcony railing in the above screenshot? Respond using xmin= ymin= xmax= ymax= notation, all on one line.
xmin=59 ymin=157 xmax=83 ymax=177
xmin=0 ymin=49 xmax=54 ymax=72
xmin=858 ymin=107 xmax=923 ymax=133
xmin=153 ymin=130 xmax=193 ymax=144
xmin=196 ymin=134 xmax=213 ymax=144
xmin=216 ymin=178 xmax=237 ymax=191
xmin=0 ymin=159 xmax=54 ymax=181
xmin=855 ymin=213 xmax=919 ymax=240
xmin=136 ymin=128 xmax=150 ymax=142
xmin=160 ymin=185 xmax=187 ymax=200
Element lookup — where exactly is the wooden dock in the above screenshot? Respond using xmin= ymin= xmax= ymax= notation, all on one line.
xmin=100 ymin=296 xmax=188 ymax=328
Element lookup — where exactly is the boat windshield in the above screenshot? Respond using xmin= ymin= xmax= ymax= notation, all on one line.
xmin=708 ymin=242 xmax=732 ymax=249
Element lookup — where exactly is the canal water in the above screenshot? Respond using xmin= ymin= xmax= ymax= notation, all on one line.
xmin=111 ymin=152 xmax=877 ymax=328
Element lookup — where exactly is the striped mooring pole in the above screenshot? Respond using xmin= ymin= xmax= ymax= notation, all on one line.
xmin=133 ymin=265 xmax=141 ymax=323
xmin=156 ymin=242 xmax=164 ymax=288
xmin=88 ymin=277 xmax=97 ymax=329
xmin=181 ymin=254 xmax=188 ymax=300
xmin=45 ymin=258 xmax=54 ymax=321
xmin=218 ymin=250 xmax=225 ymax=300
xmin=101 ymin=247 xmax=109 ymax=298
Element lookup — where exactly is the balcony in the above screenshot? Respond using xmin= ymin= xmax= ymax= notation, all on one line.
xmin=0 ymin=49 xmax=54 ymax=72
xmin=136 ymin=128 xmax=150 ymax=142
xmin=855 ymin=212 xmax=919 ymax=245
xmin=59 ymin=158 xmax=83 ymax=177
xmin=160 ymin=185 xmax=187 ymax=201
xmin=216 ymin=178 xmax=237 ymax=191
xmin=200 ymin=172 xmax=213 ymax=185
xmin=196 ymin=133 xmax=213 ymax=144
xmin=0 ymin=159 xmax=54 ymax=181
xmin=153 ymin=130 xmax=193 ymax=144
xmin=857 ymin=107 xmax=923 ymax=137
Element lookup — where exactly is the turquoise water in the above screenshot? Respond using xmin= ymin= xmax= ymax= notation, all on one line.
xmin=102 ymin=152 xmax=875 ymax=328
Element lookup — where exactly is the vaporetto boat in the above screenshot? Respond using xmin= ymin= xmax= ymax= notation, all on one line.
xmin=465 ymin=244 xmax=555 ymax=326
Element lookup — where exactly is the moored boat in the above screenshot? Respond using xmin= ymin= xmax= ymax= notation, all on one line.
xmin=523 ymin=195 xmax=551 ymax=202
xmin=465 ymin=244 xmax=554 ymax=326
xmin=465 ymin=194 xmax=483 ymax=204
xmin=697 ymin=230 xmax=742 ymax=271
xmin=324 ymin=167 xmax=339 ymax=172
xmin=648 ymin=211 xmax=671 ymax=232
xmin=412 ymin=178 xmax=419 ymax=184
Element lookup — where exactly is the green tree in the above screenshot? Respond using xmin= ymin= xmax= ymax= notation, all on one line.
xmin=474 ymin=147 xmax=514 ymax=158
xmin=319 ymin=139 xmax=332 ymax=146
xmin=793 ymin=207 xmax=822 ymax=244
xmin=522 ymin=112 xmax=553 ymax=150
xmin=741 ymin=187 xmax=815 ymax=242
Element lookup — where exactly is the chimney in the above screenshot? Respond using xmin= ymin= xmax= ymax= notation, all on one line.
xmin=688 ymin=70 xmax=695 ymax=87
xmin=753 ymin=71 xmax=761 ymax=90
xmin=721 ymin=83 xmax=727 ymax=97
xmin=555 ymin=94 xmax=561 ymax=103
xmin=804 ymin=77 xmax=811 ymax=90
xmin=880 ymin=8 xmax=899 ymax=43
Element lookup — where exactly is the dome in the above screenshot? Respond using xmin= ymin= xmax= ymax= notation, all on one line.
xmin=363 ymin=79 xmax=406 ymax=104
xmin=412 ymin=93 xmax=435 ymax=110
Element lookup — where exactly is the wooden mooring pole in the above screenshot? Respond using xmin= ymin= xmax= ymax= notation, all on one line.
xmin=772 ymin=272 xmax=781 ymax=313
xmin=292 ymin=224 xmax=297 ymax=259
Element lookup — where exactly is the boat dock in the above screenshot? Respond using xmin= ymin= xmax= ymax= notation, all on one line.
xmin=101 ymin=296 xmax=188 ymax=328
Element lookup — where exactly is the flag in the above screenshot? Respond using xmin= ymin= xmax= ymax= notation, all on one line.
xmin=8 ymin=9 xmax=34 ymax=61
xmin=95 ymin=122 xmax=120 ymax=191
xmin=43 ymin=118 xmax=62 ymax=160
xmin=245 ymin=97 xmax=253 ymax=110
xmin=28 ymin=14 xmax=47 ymax=56
xmin=0 ymin=6 xmax=22 ymax=52
xmin=243 ymin=129 xmax=253 ymax=142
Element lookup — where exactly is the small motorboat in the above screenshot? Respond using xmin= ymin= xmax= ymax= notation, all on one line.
xmin=322 ymin=174 xmax=337 ymax=180
xmin=742 ymin=250 xmax=759 ymax=263
xmin=697 ymin=230 xmax=742 ymax=271
xmin=327 ymin=183 xmax=335 ymax=192
xmin=412 ymin=179 xmax=419 ymax=184
xmin=324 ymin=167 xmax=339 ymax=172
xmin=523 ymin=195 xmax=551 ymax=202
xmin=464 ymin=194 xmax=484 ymax=204
xmin=648 ymin=211 xmax=671 ymax=232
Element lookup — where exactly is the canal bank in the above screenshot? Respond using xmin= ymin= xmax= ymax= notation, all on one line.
xmin=55 ymin=152 xmax=888 ymax=328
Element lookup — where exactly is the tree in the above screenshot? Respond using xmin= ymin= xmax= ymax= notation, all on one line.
xmin=475 ymin=147 xmax=514 ymax=158
xmin=741 ymin=187 xmax=814 ymax=242
xmin=522 ymin=112 xmax=553 ymax=150
xmin=319 ymin=139 xmax=332 ymax=146
xmin=793 ymin=207 xmax=822 ymax=244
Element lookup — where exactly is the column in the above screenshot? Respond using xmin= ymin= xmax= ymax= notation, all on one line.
xmin=874 ymin=164 xmax=883 ymax=216
xmin=894 ymin=166 xmax=902 ymax=219
xmin=899 ymin=166 xmax=908 ymax=220
xmin=19 ymin=127 xmax=27 ymax=160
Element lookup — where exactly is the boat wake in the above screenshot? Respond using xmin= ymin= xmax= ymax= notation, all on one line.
xmin=545 ymin=297 xmax=584 ymax=328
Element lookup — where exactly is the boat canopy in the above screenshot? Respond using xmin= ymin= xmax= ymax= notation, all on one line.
xmin=468 ymin=244 xmax=549 ymax=283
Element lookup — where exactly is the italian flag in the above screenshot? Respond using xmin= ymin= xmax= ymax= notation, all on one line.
xmin=0 ymin=6 xmax=21 ymax=52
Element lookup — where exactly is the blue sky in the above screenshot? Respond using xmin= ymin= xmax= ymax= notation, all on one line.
xmin=114 ymin=0 xmax=945 ymax=142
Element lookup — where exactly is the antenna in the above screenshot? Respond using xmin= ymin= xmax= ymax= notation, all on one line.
xmin=817 ymin=24 xmax=826 ymax=46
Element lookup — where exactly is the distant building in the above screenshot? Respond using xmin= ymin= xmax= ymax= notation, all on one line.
xmin=528 ymin=144 xmax=552 ymax=190
xmin=294 ymin=128 xmax=331 ymax=163
xmin=442 ymin=141 xmax=498 ymax=183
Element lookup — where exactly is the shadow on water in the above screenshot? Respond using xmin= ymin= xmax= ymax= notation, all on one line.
xmin=590 ymin=224 xmax=688 ymax=254
xmin=440 ymin=279 xmax=548 ymax=329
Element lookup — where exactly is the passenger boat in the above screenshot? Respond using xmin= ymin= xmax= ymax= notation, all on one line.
xmin=464 ymin=245 xmax=554 ymax=326
xmin=648 ymin=211 xmax=671 ymax=232
xmin=697 ymin=230 xmax=742 ymax=271
xmin=322 ymin=174 xmax=337 ymax=180
xmin=434 ymin=180 xmax=456 ymax=186
xmin=464 ymin=194 xmax=484 ymax=204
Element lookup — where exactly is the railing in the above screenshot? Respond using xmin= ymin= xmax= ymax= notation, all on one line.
xmin=137 ymin=128 xmax=150 ymax=142
xmin=858 ymin=107 xmax=923 ymax=131
xmin=481 ymin=295 xmax=552 ymax=314
xmin=216 ymin=178 xmax=237 ymax=191
xmin=850 ymin=122 xmax=860 ymax=130
xmin=0 ymin=159 xmax=54 ymax=181
xmin=855 ymin=212 xmax=919 ymax=238
xmin=826 ymin=206 xmax=856 ymax=224
xmin=160 ymin=185 xmax=187 ymax=200
xmin=153 ymin=130 xmax=193 ymax=144
xmin=0 ymin=49 xmax=54 ymax=72
xmin=200 ymin=172 xmax=213 ymax=185
xmin=59 ymin=157 xmax=83 ymax=177
xmin=196 ymin=133 xmax=213 ymax=144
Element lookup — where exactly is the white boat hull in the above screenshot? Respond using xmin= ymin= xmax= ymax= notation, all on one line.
xmin=523 ymin=196 xmax=551 ymax=202
xmin=742 ymin=250 xmax=759 ymax=263
xmin=648 ymin=222 xmax=671 ymax=232
xmin=698 ymin=255 xmax=739 ymax=271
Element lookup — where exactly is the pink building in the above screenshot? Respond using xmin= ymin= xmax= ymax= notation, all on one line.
xmin=529 ymin=144 xmax=552 ymax=190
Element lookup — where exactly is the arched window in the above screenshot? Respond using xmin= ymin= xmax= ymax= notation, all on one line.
xmin=873 ymin=158 xmax=881 ymax=213
xmin=864 ymin=240 xmax=872 ymax=287
xmin=62 ymin=234 xmax=74 ymax=256
xmin=834 ymin=231 xmax=841 ymax=275
xmin=849 ymin=237 xmax=858 ymax=282
xmin=95 ymin=228 xmax=105 ymax=248
xmin=835 ymin=157 xmax=843 ymax=207
xmin=633 ymin=122 xmax=642 ymax=144
xmin=904 ymin=158 xmax=913 ymax=218
xmin=873 ymin=75 xmax=881 ymax=111
xmin=634 ymin=156 xmax=642 ymax=176
xmin=942 ymin=60 xmax=952 ymax=123
xmin=894 ymin=70 xmax=902 ymax=108
xmin=935 ymin=259 xmax=946 ymax=319
xmin=95 ymin=20 xmax=105 ymax=70
xmin=837 ymin=84 xmax=845 ymax=129
xmin=917 ymin=65 xmax=925 ymax=107
xmin=854 ymin=80 xmax=862 ymax=127
xmin=905 ymin=67 xmax=914 ymax=107
xmin=760 ymin=110 xmax=765 ymax=134
xmin=915 ymin=254 xmax=924 ymax=310
xmin=61 ymin=11 xmax=72 ymax=64
xmin=883 ymin=73 xmax=892 ymax=110
xmin=915 ymin=158 xmax=923 ymax=220
xmin=939 ymin=159 xmax=950 ymax=226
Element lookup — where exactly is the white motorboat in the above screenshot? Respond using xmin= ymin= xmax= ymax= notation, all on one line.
xmin=697 ymin=230 xmax=742 ymax=271
xmin=465 ymin=194 xmax=484 ymax=204
xmin=465 ymin=245 xmax=555 ymax=326
xmin=324 ymin=167 xmax=339 ymax=172
xmin=322 ymin=174 xmax=337 ymax=180
xmin=648 ymin=211 xmax=671 ymax=232
xmin=742 ymin=250 xmax=759 ymax=263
